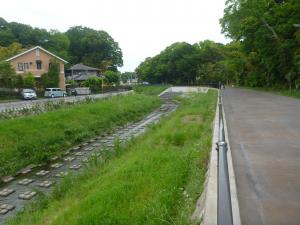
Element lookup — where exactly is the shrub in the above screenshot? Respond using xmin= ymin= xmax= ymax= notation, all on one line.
xmin=23 ymin=72 xmax=36 ymax=88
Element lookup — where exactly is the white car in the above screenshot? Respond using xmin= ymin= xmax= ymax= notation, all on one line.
xmin=44 ymin=88 xmax=67 ymax=98
xmin=21 ymin=89 xmax=37 ymax=100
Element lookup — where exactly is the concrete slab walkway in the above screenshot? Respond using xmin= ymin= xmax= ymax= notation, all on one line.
xmin=223 ymin=88 xmax=300 ymax=225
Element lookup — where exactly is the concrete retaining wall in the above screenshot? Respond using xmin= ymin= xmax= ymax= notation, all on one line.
xmin=159 ymin=86 xmax=209 ymax=96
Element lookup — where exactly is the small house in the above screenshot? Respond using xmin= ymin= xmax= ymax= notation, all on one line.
xmin=65 ymin=63 xmax=100 ymax=83
xmin=6 ymin=46 xmax=68 ymax=90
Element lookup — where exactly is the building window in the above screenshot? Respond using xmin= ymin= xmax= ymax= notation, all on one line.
xmin=24 ymin=63 xmax=29 ymax=71
xmin=18 ymin=63 xmax=24 ymax=71
xmin=36 ymin=60 xmax=42 ymax=70
xmin=36 ymin=49 xmax=40 ymax=56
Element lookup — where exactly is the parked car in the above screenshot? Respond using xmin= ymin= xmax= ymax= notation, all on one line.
xmin=21 ymin=89 xmax=37 ymax=100
xmin=67 ymin=87 xmax=91 ymax=96
xmin=44 ymin=88 xmax=67 ymax=98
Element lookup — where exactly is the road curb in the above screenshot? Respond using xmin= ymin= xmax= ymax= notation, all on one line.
xmin=192 ymin=90 xmax=241 ymax=225
xmin=222 ymin=94 xmax=241 ymax=225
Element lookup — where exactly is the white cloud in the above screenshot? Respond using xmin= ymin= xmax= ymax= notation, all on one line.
xmin=0 ymin=0 xmax=229 ymax=72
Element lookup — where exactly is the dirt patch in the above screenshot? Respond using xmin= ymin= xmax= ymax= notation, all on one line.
xmin=181 ymin=114 xmax=203 ymax=124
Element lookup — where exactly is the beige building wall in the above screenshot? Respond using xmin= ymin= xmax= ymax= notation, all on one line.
xmin=9 ymin=48 xmax=66 ymax=90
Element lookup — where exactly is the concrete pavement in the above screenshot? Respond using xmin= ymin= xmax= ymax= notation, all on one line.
xmin=223 ymin=88 xmax=300 ymax=225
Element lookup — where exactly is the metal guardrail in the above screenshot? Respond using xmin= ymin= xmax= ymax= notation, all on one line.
xmin=216 ymin=89 xmax=234 ymax=225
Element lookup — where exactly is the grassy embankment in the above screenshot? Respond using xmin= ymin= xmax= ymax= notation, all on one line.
xmin=240 ymin=86 xmax=300 ymax=99
xmin=0 ymin=93 xmax=161 ymax=177
xmin=133 ymin=85 xmax=171 ymax=96
xmin=9 ymin=90 xmax=217 ymax=225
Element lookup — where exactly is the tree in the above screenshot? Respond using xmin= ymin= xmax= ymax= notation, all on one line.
xmin=99 ymin=60 xmax=113 ymax=73
xmin=0 ymin=18 xmax=50 ymax=48
xmin=82 ymin=77 xmax=102 ymax=91
xmin=12 ymin=75 xmax=24 ymax=90
xmin=0 ymin=42 xmax=24 ymax=61
xmin=66 ymin=79 xmax=78 ymax=88
xmin=104 ymin=71 xmax=120 ymax=85
xmin=0 ymin=18 xmax=16 ymax=46
xmin=66 ymin=26 xmax=123 ymax=69
xmin=194 ymin=40 xmax=226 ymax=84
xmin=0 ymin=17 xmax=124 ymax=74
xmin=121 ymin=72 xmax=137 ymax=84
xmin=0 ymin=61 xmax=16 ymax=88
xmin=220 ymin=0 xmax=300 ymax=88
xmin=44 ymin=30 xmax=70 ymax=61
xmin=41 ymin=59 xmax=60 ymax=88
xmin=23 ymin=72 xmax=36 ymax=88
xmin=136 ymin=42 xmax=216 ymax=85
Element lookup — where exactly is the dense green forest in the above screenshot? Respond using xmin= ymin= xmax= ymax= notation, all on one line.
xmin=1 ymin=0 xmax=299 ymax=89
xmin=136 ymin=0 xmax=300 ymax=89
xmin=0 ymin=17 xmax=122 ymax=71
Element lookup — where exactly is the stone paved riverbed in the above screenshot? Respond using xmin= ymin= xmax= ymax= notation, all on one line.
xmin=0 ymin=96 xmax=178 ymax=224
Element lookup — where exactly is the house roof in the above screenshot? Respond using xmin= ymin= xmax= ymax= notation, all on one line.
xmin=70 ymin=63 xmax=99 ymax=71
xmin=71 ymin=73 xmax=99 ymax=81
xmin=6 ymin=46 xmax=68 ymax=63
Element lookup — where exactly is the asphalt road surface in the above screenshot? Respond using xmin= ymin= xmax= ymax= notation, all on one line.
xmin=223 ymin=88 xmax=300 ymax=225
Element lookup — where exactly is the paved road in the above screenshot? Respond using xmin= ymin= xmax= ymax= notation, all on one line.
xmin=223 ymin=88 xmax=300 ymax=225
xmin=0 ymin=90 xmax=132 ymax=112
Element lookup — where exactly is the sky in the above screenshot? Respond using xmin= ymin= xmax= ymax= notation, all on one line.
xmin=0 ymin=0 xmax=229 ymax=72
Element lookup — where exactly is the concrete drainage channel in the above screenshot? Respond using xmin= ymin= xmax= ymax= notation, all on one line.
xmin=0 ymin=95 xmax=178 ymax=224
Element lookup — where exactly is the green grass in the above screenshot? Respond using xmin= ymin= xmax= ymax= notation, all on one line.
xmin=133 ymin=85 xmax=170 ymax=96
xmin=8 ymin=90 xmax=217 ymax=225
xmin=265 ymin=89 xmax=300 ymax=99
xmin=239 ymin=86 xmax=300 ymax=99
xmin=0 ymin=94 xmax=161 ymax=177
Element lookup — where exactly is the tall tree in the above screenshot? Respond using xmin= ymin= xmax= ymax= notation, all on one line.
xmin=23 ymin=72 xmax=36 ymax=88
xmin=0 ymin=61 xmax=16 ymax=88
xmin=66 ymin=26 xmax=123 ymax=70
xmin=0 ymin=18 xmax=123 ymax=73
xmin=41 ymin=60 xmax=60 ymax=88
xmin=136 ymin=42 xmax=202 ymax=84
xmin=221 ymin=0 xmax=300 ymax=88
xmin=44 ymin=30 xmax=70 ymax=61
xmin=0 ymin=42 xmax=24 ymax=61
xmin=104 ymin=70 xmax=120 ymax=85
xmin=135 ymin=41 xmax=232 ymax=85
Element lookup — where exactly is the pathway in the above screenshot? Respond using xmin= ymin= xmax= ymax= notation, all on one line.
xmin=223 ymin=88 xmax=300 ymax=225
